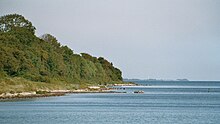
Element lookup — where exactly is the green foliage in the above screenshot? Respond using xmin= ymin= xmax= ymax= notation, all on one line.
xmin=40 ymin=34 xmax=61 ymax=49
xmin=0 ymin=14 xmax=36 ymax=34
xmin=36 ymin=90 xmax=48 ymax=94
xmin=0 ymin=14 xmax=122 ymax=90
xmin=98 ymin=57 xmax=122 ymax=81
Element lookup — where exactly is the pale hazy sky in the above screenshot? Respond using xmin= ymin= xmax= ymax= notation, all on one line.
xmin=1 ymin=0 xmax=220 ymax=80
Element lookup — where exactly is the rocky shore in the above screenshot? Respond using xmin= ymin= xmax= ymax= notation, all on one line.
xmin=0 ymin=89 xmax=126 ymax=100
xmin=0 ymin=91 xmax=65 ymax=99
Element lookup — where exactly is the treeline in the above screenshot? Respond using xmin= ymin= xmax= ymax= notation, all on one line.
xmin=0 ymin=14 xmax=122 ymax=87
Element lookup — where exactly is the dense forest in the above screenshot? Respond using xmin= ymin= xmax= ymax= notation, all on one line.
xmin=0 ymin=14 xmax=122 ymax=92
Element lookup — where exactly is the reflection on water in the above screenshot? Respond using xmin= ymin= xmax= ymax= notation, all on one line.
xmin=0 ymin=81 xmax=220 ymax=124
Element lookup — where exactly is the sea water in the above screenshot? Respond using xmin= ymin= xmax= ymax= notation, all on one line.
xmin=0 ymin=81 xmax=220 ymax=124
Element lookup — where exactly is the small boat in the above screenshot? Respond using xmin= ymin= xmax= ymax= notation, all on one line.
xmin=134 ymin=90 xmax=144 ymax=94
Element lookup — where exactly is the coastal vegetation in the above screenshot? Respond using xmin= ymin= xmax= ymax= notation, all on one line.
xmin=0 ymin=14 xmax=123 ymax=94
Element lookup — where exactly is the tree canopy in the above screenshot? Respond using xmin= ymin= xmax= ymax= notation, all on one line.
xmin=0 ymin=14 xmax=36 ymax=34
xmin=0 ymin=14 xmax=122 ymax=88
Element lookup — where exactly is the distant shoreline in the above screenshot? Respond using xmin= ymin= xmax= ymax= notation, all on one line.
xmin=123 ymin=79 xmax=190 ymax=82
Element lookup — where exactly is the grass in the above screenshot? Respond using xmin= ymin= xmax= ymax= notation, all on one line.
xmin=0 ymin=77 xmax=134 ymax=94
xmin=0 ymin=77 xmax=76 ymax=93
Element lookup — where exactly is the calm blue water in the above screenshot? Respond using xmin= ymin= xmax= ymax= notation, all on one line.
xmin=0 ymin=81 xmax=220 ymax=124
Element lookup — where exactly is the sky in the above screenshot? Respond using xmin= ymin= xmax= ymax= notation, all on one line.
xmin=0 ymin=0 xmax=220 ymax=81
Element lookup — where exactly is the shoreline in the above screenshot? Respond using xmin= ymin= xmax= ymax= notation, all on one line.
xmin=0 ymin=92 xmax=65 ymax=100
xmin=0 ymin=90 xmax=126 ymax=100
xmin=0 ymin=83 xmax=135 ymax=100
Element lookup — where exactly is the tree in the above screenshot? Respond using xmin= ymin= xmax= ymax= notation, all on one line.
xmin=0 ymin=13 xmax=123 ymax=87
xmin=40 ymin=34 xmax=60 ymax=48
xmin=0 ymin=14 xmax=36 ymax=34
xmin=81 ymin=53 xmax=99 ymax=63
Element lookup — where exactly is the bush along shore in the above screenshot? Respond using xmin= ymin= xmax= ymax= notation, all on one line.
xmin=0 ymin=13 xmax=135 ymax=99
